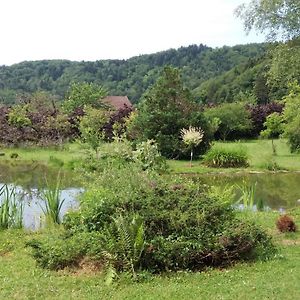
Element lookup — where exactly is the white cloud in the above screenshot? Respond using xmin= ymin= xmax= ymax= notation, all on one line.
xmin=0 ymin=0 xmax=263 ymax=65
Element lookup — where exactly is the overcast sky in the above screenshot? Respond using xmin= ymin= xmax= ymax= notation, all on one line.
xmin=0 ymin=0 xmax=263 ymax=66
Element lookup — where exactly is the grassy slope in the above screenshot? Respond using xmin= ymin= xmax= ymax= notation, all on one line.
xmin=169 ymin=139 xmax=300 ymax=173
xmin=0 ymin=210 xmax=299 ymax=300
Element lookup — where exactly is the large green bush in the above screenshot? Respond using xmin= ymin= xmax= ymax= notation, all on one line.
xmin=29 ymin=164 xmax=274 ymax=274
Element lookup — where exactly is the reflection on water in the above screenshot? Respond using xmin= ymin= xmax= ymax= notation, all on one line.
xmin=22 ymin=187 xmax=82 ymax=230
xmin=195 ymin=172 xmax=300 ymax=210
xmin=0 ymin=163 xmax=82 ymax=230
xmin=0 ymin=184 xmax=83 ymax=230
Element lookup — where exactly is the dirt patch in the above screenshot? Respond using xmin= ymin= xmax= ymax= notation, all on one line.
xmin=280 ymin=239 xmax=300 ymax=246
xmin=58 ymin=258 xmax=103 ymax=277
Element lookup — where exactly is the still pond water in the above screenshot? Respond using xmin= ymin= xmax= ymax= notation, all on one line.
xmin=0 ymin=163 xmax=299 ymax=229
xmin=196 ymin=172 xmax=300 ymax=210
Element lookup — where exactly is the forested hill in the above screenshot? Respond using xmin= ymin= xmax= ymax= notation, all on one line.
xmin=0 ymin=43 xmax=268 ymax=104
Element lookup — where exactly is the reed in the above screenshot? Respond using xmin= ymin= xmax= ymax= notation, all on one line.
xmin=236 ymin=180 xmax=257 ymax=210
xmin=40 ymin=173 xmax=65 ymax=226
xmin=0 ymin=184 xmax=24 ymax=229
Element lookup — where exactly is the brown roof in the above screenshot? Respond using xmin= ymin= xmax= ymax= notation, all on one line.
xmin=102 ymin=96 xmax=132 ymax=110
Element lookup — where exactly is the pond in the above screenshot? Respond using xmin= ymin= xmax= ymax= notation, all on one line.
xmin=195 ymin=172 xmax=300 ymax=210
xmin=0 ymin=163 xmax=82 ymax=230
xmin=0 ymin=163 xmax=300 ymax=230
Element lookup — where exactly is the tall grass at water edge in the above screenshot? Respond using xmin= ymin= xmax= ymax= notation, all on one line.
xmin=236 ymin=180 xmax=265 ymax=211
xmin=0 ymin=184 xmax=24 ymax=229
xmin=39 ymin=172 xmax=65 ymax=226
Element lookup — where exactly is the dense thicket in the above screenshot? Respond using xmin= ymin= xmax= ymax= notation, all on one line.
xmin=0 ymin=43 xmax=267 ymax=104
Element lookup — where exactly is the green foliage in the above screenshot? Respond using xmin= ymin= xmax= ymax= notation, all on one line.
xmin=131 ymin=66 xmax=210 ymax=158
xmin=261 ymin=112 xmax=283 ymax=139
xmin=40 ymin=174 xmax=65 ymax=226
xmin=0 ymin=184 xmax=23 ymax=229
xmin=63 ymin=82 xmax=107 ymax=113
xmin=236 ymin=181 xmax=257 ymax=210
xmin=284 ymin=114 xmax=300 ymax=153
xmin=235 ymin=0 xmax=300 ymax=41
xmin=42 ymin=113 xmax=72 ymax=145
xmin=282 ymin=83 xmax=300 ymax=152
xmin=79 ymin=107 xmax=110 ymax=154
xmin=102 ymin=214 xmax=145 ymax=281
xmin=61 ymin=166 xmax=273 ymax=273
xmin=204 ymin=103 xmax=252 ymax=140
xmin=236 ymin=1 xmax=300 ymax=97
xmin=26 ymin=231 xmax=103 ymax=270
xmin=8 ymin=105 xmax=31 ymax=128
xmin=268 ymin=39 xmax=300 ymax=93
xmin=261 ymin=112 xmax=284 ymax=154
xmin=195 ymin=59 xmax=269 ymax=104
xmin=0 ymin=44 xmax=267 ymax=105
xmin=203 ymin=146 xmax=249 ymax=168
xmin=133 ymin=140 xmax=167 ymax=172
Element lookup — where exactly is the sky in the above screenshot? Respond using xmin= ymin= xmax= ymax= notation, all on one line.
xmin=0 ymin=0 xmax=264 ymax=66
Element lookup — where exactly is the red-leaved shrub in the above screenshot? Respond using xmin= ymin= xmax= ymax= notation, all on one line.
xmin=276 ymin=215 xmax=297 ymax=233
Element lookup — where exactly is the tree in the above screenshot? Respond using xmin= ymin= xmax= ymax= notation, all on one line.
xmin=63 ymin=82 xmax=107 ymax=113
xmin=204 ymin=102 xmax=252 ymax=140
xmin=268 ymin=39 xmax=300 ymax=93
xmin=235 ymin=0 xmax=300 ymax=41
xmin=180 ymin=126 xmax=204 ymax=166
xmin=260 ymin=112 xmax=283 ymax=155
xmin=130 ymin=66 xmax=208 ymax=158
xmin=282 ymin=82 xmax=300 ymax=152
xmin=236 ymin=1 xmax=300 ymax=90
xmin=79 ymin=106 xmax=110 ymax=155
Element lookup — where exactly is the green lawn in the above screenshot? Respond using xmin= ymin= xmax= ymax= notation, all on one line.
xmin=0 ymin=139 xmax=299 ymax=174
xmin=0 ymin=143 xmax=85 ymax=166
xmin=0 ymin=210 xmax=299 ymax=300
xmin=169 ymin=139 xmax=300 ymax=173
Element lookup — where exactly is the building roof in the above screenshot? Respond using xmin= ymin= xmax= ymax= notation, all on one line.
xmin=102 ymin=96 xmax=132 ymax=110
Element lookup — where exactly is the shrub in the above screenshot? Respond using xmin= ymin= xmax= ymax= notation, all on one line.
xmin=203 ymin=146 xmax=249 ymax=168
xmin=133 ymin=140 xmax=167 ymax=172
xmin=30 ymin=164 xmax=275 ymax=274
xmin=27 ymin=231 xmax=104 ymax=270
xmin=75 ymin=140 xmax=134 ymax=173
xmin=276 ymin=215 xmax=297 ymax=232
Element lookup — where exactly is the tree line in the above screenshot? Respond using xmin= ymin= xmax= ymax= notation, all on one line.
xmin=0 ymin=43 xmax=268 ymax=104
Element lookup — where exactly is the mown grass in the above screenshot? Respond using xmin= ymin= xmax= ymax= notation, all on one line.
xmin=0 ymin=210 xmax=299 ymax=300
xmin=169 ymin=139 xmax=300 ymax=173
xmin=0 ymin=139 xmax=299 ymax=174
xmin=0 ymin=143 xmax=84 ymax=166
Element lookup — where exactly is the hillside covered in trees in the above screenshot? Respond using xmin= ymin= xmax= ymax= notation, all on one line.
xmin=0 ymin=43 xmax=270 ymax=104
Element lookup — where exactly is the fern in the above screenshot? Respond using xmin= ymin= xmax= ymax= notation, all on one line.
xmin=102 ymin=214 xmax=145 ymax=281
